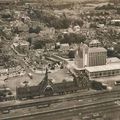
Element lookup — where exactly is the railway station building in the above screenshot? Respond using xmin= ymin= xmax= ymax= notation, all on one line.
xmin=16 ymin=68 xmax=83 ymax=99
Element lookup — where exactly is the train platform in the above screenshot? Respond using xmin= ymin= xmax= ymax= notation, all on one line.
xmin=0 ymin=89 xmax=93 ymax=108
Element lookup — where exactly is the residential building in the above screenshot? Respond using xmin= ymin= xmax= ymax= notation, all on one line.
xmin=60 ymin=43 xmax=69 ymax=52
xmin=13 ymin=41 xmax=29 ymax=54
xmin=18 ymin=41 xmax=30 ymax=54
xmin=89 ymin=39 xmax=101 ymax=47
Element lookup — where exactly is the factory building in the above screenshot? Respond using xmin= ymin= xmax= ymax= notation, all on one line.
xmin=74 ymin=40 xmax=120 ymax=79
xmin=87 ymin=47 xmax=107 ymax=66
xmin=85 ymin=63 xmax=120 ymax=79
xmin=75 ymin=41 xmax=107 ymax=68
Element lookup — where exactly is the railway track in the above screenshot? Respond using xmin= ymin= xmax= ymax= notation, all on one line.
xmin=1 ymin=98 xmax=120 ymax=120
xmin=1 ymin=89 xmax=120 ymax=111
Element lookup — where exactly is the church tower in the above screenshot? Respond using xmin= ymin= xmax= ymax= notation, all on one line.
xmin=39 ymin=68 xmax=54 ymax=96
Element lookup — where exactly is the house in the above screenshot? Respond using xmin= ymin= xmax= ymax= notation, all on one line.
xmin=0 ymin=0 xmax=17 ymax=5
xmin=60 ymin=43 xmax=69 ymax=52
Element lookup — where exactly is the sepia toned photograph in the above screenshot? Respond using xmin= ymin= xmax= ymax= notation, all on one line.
xmin=0 ymin=0 xmax=120 ymax=120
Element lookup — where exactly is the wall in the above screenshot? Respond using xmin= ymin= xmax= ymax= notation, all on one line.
xmin=87 ymin=69 xmax=120 ymax=79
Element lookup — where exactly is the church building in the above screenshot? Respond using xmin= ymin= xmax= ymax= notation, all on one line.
xmin=16 ymin=68 xmax=87 ymax=100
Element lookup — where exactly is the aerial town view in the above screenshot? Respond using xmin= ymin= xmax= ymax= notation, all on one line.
xmin=1 ymin=0 xmax=120 ymax=120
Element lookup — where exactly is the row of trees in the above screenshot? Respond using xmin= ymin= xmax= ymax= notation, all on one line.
xmin=72 ymin=71 xmax=107 ymax=90
xmin=27 ymin=6 xmax=84 ymax=29
xmin=58 ymin=32 xmax=86 ymax=44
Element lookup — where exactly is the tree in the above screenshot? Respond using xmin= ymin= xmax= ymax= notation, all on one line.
xmin=59 ymin=33 xmax=86 ymax=44
xmin=91 ymin=81 xmax=107 ymax=90
xmin=78 ymin=72 xmax=90 ymax=90
xmin=32 ymin=40 xmax=45 ymax=49
xmin=72 ymin=71 xmax=90 ymax=90
xmin=68 ymin=50 xmax=75 ymax=58
xmin=114 ymin=43 xmax=120 ymax=53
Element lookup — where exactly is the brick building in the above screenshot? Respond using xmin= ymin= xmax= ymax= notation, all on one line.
xmin=16 ymin=69 xmax=87 ymax=99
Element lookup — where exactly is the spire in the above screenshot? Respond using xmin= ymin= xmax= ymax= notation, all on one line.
xmin=45 ymin=67 xmax=48 ymax=81
xmin=38 ymin=67 xmax=54 ymax=96
xmin=39 ymin=67 xmax=48 ymax=86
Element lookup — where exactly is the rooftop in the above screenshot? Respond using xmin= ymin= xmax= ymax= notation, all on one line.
xmin=106 ymin=57 xmax=120 ymax=64
xmin=0 ymin=0 xmax=15 ymax=3
xmin=17 ymin=69 xmax=74 ymax=88
xmin=111 ymin=19 xmax=120 ymax=22
xmin=88 ymin=47 xmax=107 ymax=53
xmin=85 ymin=63 xmax=120 ymax=73
xmin=0 ymin=69 xmax=8 ymax=73
xmin=89 ymin=39 xmax=101 ymax=45
xmin=19 ymin=41 xmax=29 ymax=46
xmin=49 ymin=69 xmax=73 ymax=84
